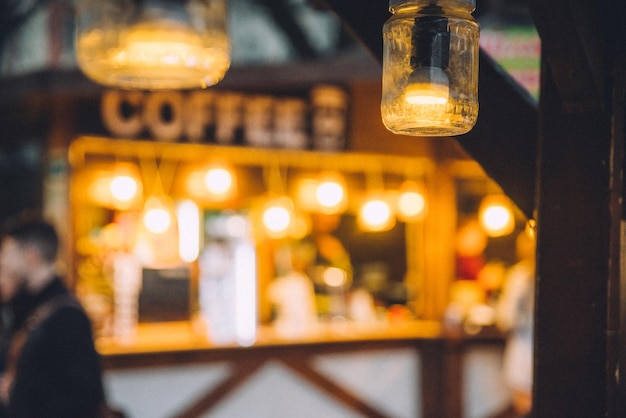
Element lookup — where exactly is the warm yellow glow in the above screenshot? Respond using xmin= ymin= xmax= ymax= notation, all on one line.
xmin=316 ymin=180 xmax=347 ymax=214
xmin=290 ymin=213 xmax=312 ymax=240
xmin=358 ymin=196 xmax=395 ymax=232
xmin=262 ymin=198 xmax=294 ymax=238
xmin=134 ymin=196 xmax=179 ymax=266
xmin=186 ymin=164 xmax=236 ymax=202
xmin=119 ymin=21 xmax=203 ymax=61
xmin=479 ymin=195 xmax=515 ymax=237
xmin=75 ymin=3 xmax=230 ymax=90
xmin=381 ymin=6 xmax=480 ymax=136
xmin=86 ymin=164 xmax=142 ymax=210
xmin=397 ymin=181 xmax=427 ymax=222
xmin=316 ymin=181 xmax=344 ymax=207
xmin=88 ymin=176 xmax=112 ymax=206
xmin=144 ymin=207 xmax=171 ymax=234
xmin=204 ymin=167 xmax=235 ymax=199
xmin=296 ymin=178 xmax=320 ymax=212
xmin=110 ymin=175 xmax=139 ymax=203
xmin=323 ymin=267 xmax=348 ymax=288
xmin=456 ymin=219 xmax=488 ymax=257
xmin=405 ymin=82 xmax=449 ymax=105
xmin=177 ymin=200 xmax=200 ymax=263
xmin=398 ymin=191 xmax=425 ymax=217
xmin=143 ymin=197 xmax=173 ymax=234
xmin=263 ymin=207 xmax=291 ymax=233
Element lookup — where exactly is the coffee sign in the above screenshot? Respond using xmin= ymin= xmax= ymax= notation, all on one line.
xmin=101 ymin=86 xmax=349 ymax=151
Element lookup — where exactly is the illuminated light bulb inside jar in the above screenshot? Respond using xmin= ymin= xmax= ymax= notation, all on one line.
xmin=75 ymin=0 xmax=231 ymax=90
xmin=119 ymin=20 xmax=202 ymax=62
xmin=404 ymin=15 xmax=451 ymax=107
xmin=111 ymin=19 xmax=228 ymax=89
xmin=404 ymin=67 xmax=449 ymax=106
xmin=380 ymin=2 xmax=479 ymax=136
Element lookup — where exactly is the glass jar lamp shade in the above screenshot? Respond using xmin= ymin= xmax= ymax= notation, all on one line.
xmin=74 ymin=0 xmax=230 ymax=90
xmin=381 ymin=0 xmax=479 ymax=136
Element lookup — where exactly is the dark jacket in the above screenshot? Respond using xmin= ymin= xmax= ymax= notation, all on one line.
xmin=0 ymin=277 xmax=105 ymax=418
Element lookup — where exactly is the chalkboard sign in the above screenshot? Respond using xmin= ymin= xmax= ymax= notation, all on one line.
xmin=138 ymin=266 xmax=191 ymax=323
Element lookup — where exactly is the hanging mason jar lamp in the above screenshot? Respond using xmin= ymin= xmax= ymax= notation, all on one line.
xmin=381 ymin=0 xmax=479 ymax=136
xmin=74 ymin=0 xmax=230 ymax=90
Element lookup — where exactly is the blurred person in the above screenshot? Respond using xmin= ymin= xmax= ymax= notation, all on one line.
xmin=496 ymin=230 xmax=536 ymax=417
xmin=0 ymin=214 xmax=115 ymax=417
xmin=301 ymin=213 xmax=353 ymax=318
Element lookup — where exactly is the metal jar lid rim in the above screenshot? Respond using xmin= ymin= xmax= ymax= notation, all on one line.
xmin=389 ymin=0 xmax=476 ymax=9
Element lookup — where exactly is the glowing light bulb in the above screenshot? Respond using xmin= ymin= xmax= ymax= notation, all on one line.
xmin=204 ymin=167 xmax=234 ymax=199
xmin=323 ymin=267 xmax=348 ymax=288
xmin=381 ymin=3 xmax=479 ymax=136
xmin=479 ymin=195 xmax=515 ymax=237
xmin=316 ymin=181 xmax=345 ymax=211
xmin=397 ymin=181 xmax=427 ymax=222
xmin=144 ymin=207 xmax=171 ymax=234
xmin=142 ymin=196 xmax=175 ymax=234
xmin=263 ymin=206 xmax=291 ymax=234
xmin=399 ymin=191 xmax=425 ymax=214
xmin=75 ymin=0 xmax=230 ymax=90
xmin=359 ymin=196 xmax=395 ymax=232
xmin=404 ymin=67 xmax=449 ymax=105
xmin=110 ymin=175 xmax=138 ymax=203
xmin=482 ymin=206 xmax=511 ymax=232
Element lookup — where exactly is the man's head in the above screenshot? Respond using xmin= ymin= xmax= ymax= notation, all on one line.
xmin=0 ymin=215 xmax=59 ymax=301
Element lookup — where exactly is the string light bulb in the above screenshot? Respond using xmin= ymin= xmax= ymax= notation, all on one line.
xmin=110 ymin=175 xmax=139 ymax=204
xmin=358 ymin=192 xmax=396 ymax=232
xmin=262 ymin=196 xmax=295 ymax=239
xmin=479 ymin=194 xmax=515 ymax=237
xmin=143 ymin=196 xmax=174 ymax=234
xmin=396 ymin=180 xmax=427 ymax=222
xmin=204 ymin=165 xmax=236 ymax=201
xmin=315 ymin=172 xmax=348 ymax=215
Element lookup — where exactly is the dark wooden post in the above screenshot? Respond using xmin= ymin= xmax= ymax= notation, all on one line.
xmin=533 ymin=50 xmax=613 ymax=417
xmin=529 ymin=1 xmax=626 ymax=416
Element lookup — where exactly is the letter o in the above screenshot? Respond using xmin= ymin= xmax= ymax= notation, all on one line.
xmin=101 ymin=90 xmax=144 ymax=138
xmin=144 ymin=92 xmax=184 ymax=142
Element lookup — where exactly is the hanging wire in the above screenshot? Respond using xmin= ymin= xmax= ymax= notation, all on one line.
xmin=264 ymin=161 xmax=288 ymax=196
xmin=138 ymin=145 xmax=179 ymax=197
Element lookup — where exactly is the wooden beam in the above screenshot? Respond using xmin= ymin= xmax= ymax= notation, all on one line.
xmin=532 ymin=46 xmax=614 ymax=418
xmin=528 ymin=1 xmax=626 ymax=416
xmin=528 ymin=0 xmax=607 ymax=114
xmin=320 ymin=0 xmax=538 ymax=219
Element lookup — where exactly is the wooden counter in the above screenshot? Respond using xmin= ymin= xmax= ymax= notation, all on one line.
xmin=98 ymin=321 xmax=506 ymax=418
